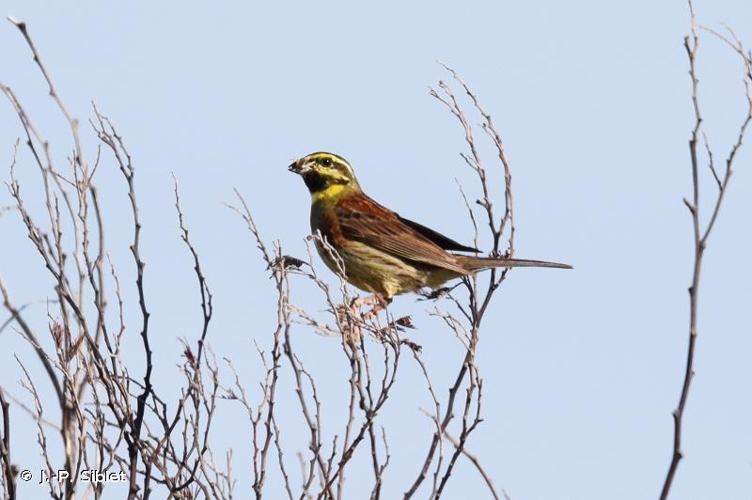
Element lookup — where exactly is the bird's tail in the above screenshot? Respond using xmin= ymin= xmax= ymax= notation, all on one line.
xmin=456 ymin=255 xmax=572 ymax=271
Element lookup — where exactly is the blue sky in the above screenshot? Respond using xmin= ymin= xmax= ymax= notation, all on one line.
xmin=1 ymin=1 xmax=752 ymax=498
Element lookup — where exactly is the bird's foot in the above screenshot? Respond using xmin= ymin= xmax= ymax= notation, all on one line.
xmin=336 ymin=295 xmax=392 ymax=344
xmin=350 ymin=294 xmax=391 ymax=321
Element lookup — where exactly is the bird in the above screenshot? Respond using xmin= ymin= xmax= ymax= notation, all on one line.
xmin=288 ymin=152 xmax=571 ymax=301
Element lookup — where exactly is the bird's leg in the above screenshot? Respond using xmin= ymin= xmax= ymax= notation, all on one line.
xmin=336 ymin=295 xmax=384 ymax=345
xmin=335 ymin=302 xmax=361 ymax=344
xmin=350 ymin=294 xmax=391 ymax=321
xmin=336 ymin=295 xmax=393 ymax=345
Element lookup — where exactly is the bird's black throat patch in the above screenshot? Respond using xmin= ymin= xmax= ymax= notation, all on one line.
xmin=303 ymin=171 xmax=348 ymax=194
xmin=303 ymin=171 xmax=327 ymax=193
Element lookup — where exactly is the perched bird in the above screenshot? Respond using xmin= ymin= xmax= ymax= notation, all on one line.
xmin=288 ymin=152 xmax=571 ymax=300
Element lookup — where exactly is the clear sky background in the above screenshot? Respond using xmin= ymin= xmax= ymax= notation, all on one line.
xmin=1 ymin=1 xmax=752 ymax=499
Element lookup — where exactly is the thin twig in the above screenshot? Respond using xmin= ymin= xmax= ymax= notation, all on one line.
xmin=660 ymin=3 xmax=752 ymax=498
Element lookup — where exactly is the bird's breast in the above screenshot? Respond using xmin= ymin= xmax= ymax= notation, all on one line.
xmin=309 ymin=202 xmax=345 ymax=248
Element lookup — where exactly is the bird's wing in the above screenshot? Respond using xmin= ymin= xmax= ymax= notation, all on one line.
xmin=397 ymin=216 xmax=479 ymax=253
xmin=335 ymin=194 xmax=470 ymax=274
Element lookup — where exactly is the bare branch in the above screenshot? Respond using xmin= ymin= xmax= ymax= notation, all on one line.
xmin=660 ymin=3 xmax=752 ymax=498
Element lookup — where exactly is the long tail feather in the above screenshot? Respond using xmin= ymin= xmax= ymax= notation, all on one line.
xmin=456 ymin=255 xmax=572 ymax=271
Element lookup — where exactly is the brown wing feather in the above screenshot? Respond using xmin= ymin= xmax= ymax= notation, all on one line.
xmin=398 ymin=216 xmax=479 ymax=253
xmin=335 ymin=194 xmax=469 ymax=275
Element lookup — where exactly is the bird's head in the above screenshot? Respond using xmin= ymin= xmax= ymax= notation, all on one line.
xmin=288 ymin=152 xmax=361 ymax=202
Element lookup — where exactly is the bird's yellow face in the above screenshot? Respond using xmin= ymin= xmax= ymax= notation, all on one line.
xmin=288 ymin=152 xmax=361 ymax=203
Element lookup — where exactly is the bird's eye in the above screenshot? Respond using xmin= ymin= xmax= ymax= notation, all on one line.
xmin=321 ymin=158 xmax=333 ymax=167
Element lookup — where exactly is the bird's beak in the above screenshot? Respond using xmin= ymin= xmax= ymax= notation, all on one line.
xmin=288 ymin=159 xmax=306 ymax=175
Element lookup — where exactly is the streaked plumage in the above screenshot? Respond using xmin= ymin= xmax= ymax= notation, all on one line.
xmin=289 ymin=152 xmax=570 ymax=299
